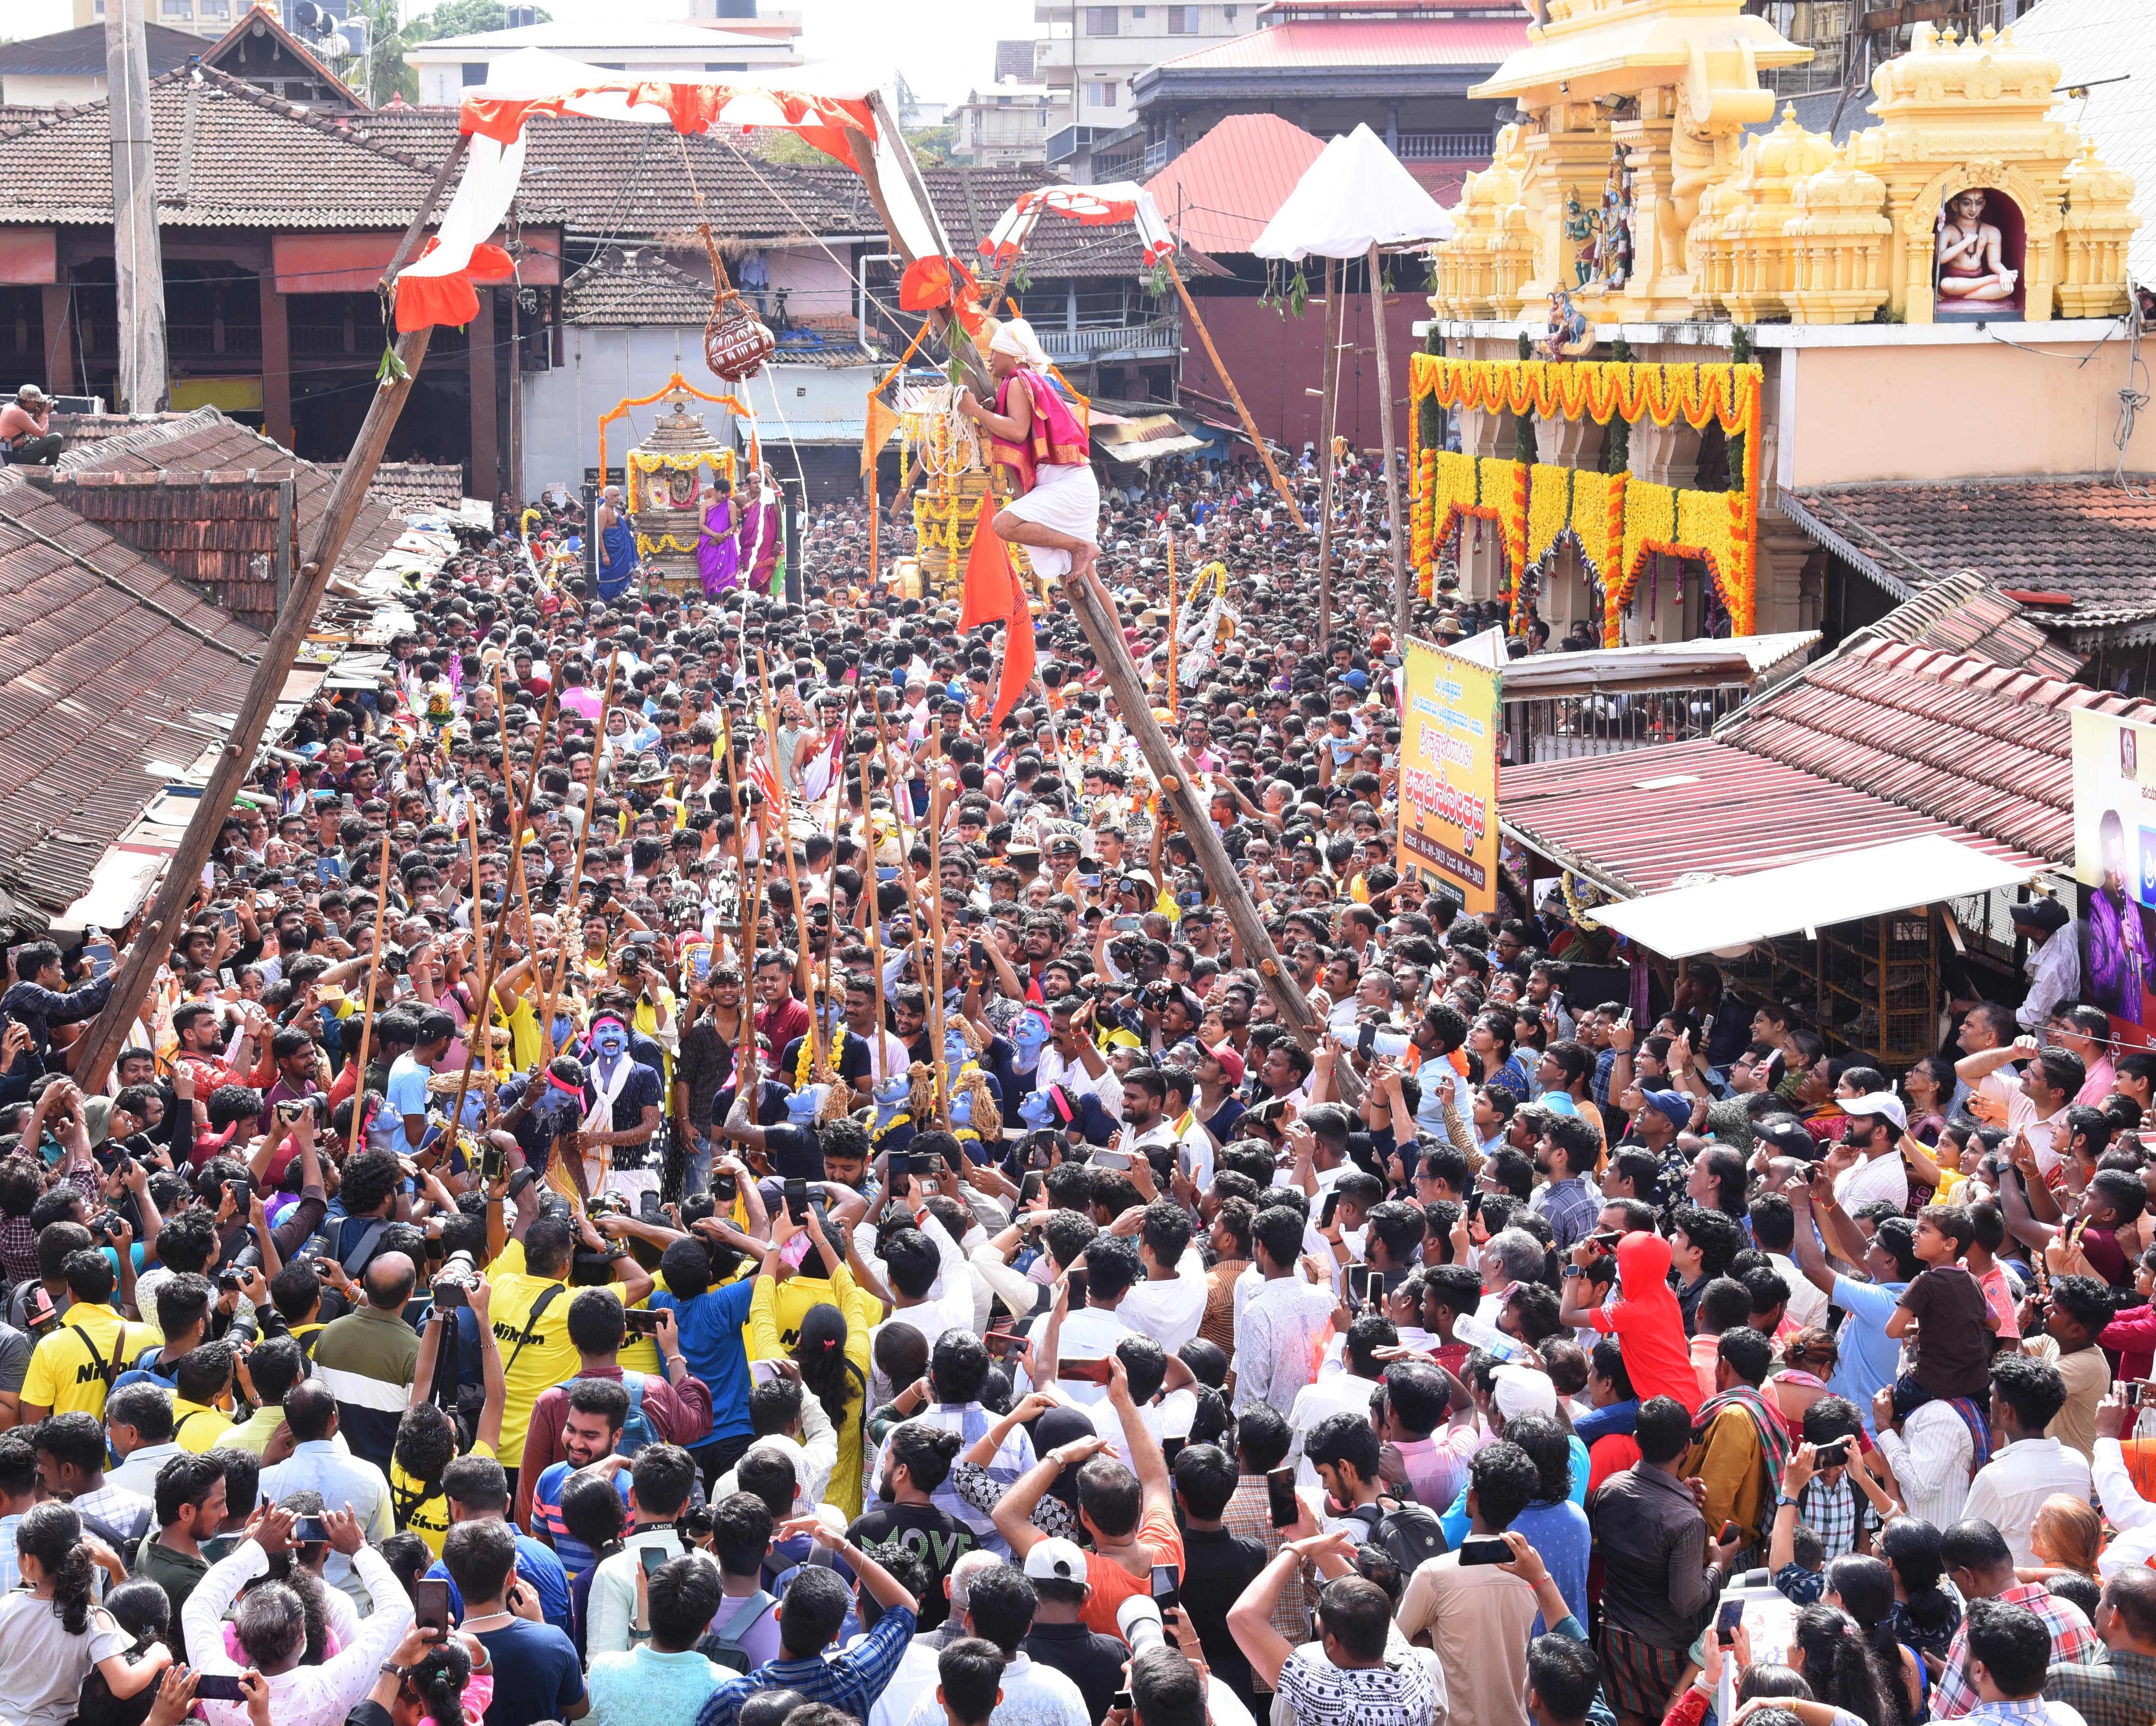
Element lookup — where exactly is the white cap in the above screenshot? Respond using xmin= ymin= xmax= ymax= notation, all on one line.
xmin=1842 ymin=1092 xmax=1909 ymax=1132
xmin=1022 ymin=1537 xmax=1089 ymax=1586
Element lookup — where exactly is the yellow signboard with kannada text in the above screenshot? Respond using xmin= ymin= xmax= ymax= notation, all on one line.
xmin=1398 ymin=630 xmax=1502 ymax=914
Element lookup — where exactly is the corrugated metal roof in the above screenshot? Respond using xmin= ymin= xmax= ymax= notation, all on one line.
xmin=1145 ymin=113 xmax=1325 ymax=256
xmin=2012 ymin=0 xmax=2156 ymax=284
xmin=1153 ymin=15 xmax=1527 ymax=71
xmin=1501 ymin=737 xmax=2050 ymax=898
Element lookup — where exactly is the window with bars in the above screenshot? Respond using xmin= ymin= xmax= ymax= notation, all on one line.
xmin=1084 ymin=6 xmax=1118 ymax=32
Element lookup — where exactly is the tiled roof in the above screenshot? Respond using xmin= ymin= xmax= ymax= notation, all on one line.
xmin=351 ymin=462 xmax=467 ymax=512
xmin=1853 ymin=566 xmax=2086 ymax=680
xmin=1502 ymin=737 xmax=2049 ymax=897
xmin=48 ymin=471 xmax=288 ymax=630
xmin=0 ymin=471 xmax=263 ymax=915
xmin=0 ymin=63 xmax=436 ymax=228
xmin=1783 ymin=476 xmax=2156 ymax=643
xmin=351 ymin=109 xmax=880 ymax=241
xmin=1718 ymin=637 xmax=2156 ymax=866
xmin=200 ymin=4 xmax=368 ymax=113
xmin=1145 ymin=113 xmax=1325 ymax=255
xmin=58 ymin=408 xmax=406 ymax=586
xmin=564 ymin=247 xmax=717 ymax=325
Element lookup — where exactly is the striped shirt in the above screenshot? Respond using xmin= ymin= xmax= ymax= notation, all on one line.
xmin=309 ymin=1304 xmax=419 ymax=1474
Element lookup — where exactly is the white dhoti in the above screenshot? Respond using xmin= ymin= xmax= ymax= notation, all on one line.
xmin=1004 ymin=460 xmax=1100 ymax=578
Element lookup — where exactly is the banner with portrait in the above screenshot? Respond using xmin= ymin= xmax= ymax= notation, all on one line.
xmin=2069 ymin=707 xmax=2156 ymax=1049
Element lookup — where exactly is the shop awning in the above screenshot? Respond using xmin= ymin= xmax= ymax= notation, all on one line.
xmin=1586 ymin=834 xmax=2037 ymax=959
xmin=1096 ymin=413 xmax=1209 ymax=464
xmin=1498 ymin=631 xmax=1819 ymax=698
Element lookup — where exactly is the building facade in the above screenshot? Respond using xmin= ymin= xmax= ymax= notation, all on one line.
xmin=952 ymin=81 xmax=1055 ymax=167
xmin=403 ymin=17 xmax=800 ymax=107
xmin=1034 ymin=0 xmax=1260 ymax=180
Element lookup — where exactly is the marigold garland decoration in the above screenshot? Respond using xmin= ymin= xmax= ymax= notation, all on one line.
xmin=1527 ymin=463 xmax=1573 ymax=571
xmin=1406 ymin=352 xmax=1761 ymax=644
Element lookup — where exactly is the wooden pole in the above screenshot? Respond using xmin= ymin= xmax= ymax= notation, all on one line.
xmin=925 ymin=774 xmax=949 ymax=1126
xmin=1368 ymin=242 xmax=1409 ymax=646
xmin=344 ymin=829 xmax=395 ymax=1160
xmin=105 ymin=0 xmax=167 ymax=414
xmin=1316 ymin=258 xmax=1343 ymax=651
xmin=756 ymin=652 xmax=818 ymax=1076
xmin=1063 ymin=565 xmax=1356 ymax=1101
xmin=69 ymin=133 xmax=473 ymax=1092
xmin=1165 ymin=530 xmax=1177 ymax=714
xmin=1162 ymin=255 xmax=1298 ymax=516
xmin=540 ymin=661 xmax=612 ymax=1055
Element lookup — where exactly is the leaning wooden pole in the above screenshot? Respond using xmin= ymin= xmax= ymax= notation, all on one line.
xmin=70 ymin=133 xmax=473 ymax=1090
xmin=1368 ymin=242 xmax=1409 ymax=645
xmin=1162 ymin=254 xmax=1298 ymax=516
xmin=847 ymin=107 xmax=1345 ymax=1093
xmin=1315 ymin=257 xmax=1343 ymax=651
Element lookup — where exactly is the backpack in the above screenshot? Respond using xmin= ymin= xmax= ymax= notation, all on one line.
xmin=617 ymin=1372 xmax=658 ymax=1457
xmin=1344 ymin=1495 xmax=1449 ymax=1573
xmin=696 ymin=1587 xmax=777 ymax=1673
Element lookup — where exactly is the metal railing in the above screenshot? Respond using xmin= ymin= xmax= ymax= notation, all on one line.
xmin=1038 ymin=318 xmax=1179 ymax=361
xmin=1500 ymin=684 xmax=1753 ymax=763
xmin=1395 ymin=132 xmax=1494 ymax=160
xmin=166 ymin=323 xmax=261 ymax=357
xmin=1143 ymin=139 xmax=1170 ymax=172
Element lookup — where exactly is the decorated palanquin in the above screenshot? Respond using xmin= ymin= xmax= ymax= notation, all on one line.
xmin=628 ymin=396 xmax=737 ymax=596
xmin=1426 ymin=2 xmax=2138 ymax=328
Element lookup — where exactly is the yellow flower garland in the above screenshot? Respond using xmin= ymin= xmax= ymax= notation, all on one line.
xmin=1406 ymin=352 xmax=1761 ymax=643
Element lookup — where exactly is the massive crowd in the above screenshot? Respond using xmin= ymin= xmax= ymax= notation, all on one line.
xmin=0 ymin=445 xmax=2147 ymax=1726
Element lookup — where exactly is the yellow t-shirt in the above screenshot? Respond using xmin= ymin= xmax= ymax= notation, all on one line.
xmin=391 ymin=1439 xmax=495 ymax=1558
xmin=173 ymin=1398 xmax=231 ymax=1453
xmin=485 ymin=1241 xmax=623 ymax=1467
xmin=22 ymin=1303 xmax=162 ymax=1418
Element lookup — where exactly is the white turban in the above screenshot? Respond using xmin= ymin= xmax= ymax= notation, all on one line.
xmin=989 ymin=317 xmax=1051 ymax=368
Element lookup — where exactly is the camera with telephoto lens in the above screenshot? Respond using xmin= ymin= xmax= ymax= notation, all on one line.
xmin=434 ymin=1248 xmax=477 ymax=1311
xmin=1118 ymin=1596 xmax=1168 ymax=1654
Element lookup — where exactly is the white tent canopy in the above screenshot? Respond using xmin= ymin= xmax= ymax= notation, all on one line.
xmin=1251 ymin=122 xmax=1456 ymax=261
xmin=1585 ymin=835 xmax=2035 ymax=960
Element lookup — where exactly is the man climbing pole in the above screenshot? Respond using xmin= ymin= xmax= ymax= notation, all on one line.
xmin=956 ymin=319 xmax=1101 ymax=586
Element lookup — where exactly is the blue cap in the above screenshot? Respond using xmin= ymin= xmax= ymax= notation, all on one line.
xmin=1342 ymin=668 xmax=1369 ymax=692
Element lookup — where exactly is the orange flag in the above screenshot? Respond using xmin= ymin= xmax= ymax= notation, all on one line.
xmin=959 ymin=492 xmax=1034 ymax=725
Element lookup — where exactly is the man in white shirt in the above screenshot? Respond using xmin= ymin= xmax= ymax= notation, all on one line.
xmin=256 ymin=1383 xmax=394 ymax=1600
xmin=2012 ymin=899 xmax=2081 ymax=1032
xmin=863 ymin=1192 xmax=978 ymax=1399
xmin=1101 ymin=1069 xmax=1180 ymax=1175
xmin=898 ymin=1559 xmax=1088 ymax=1726
xmin=1871 ymin=1386 xmax=1976 ymax=1533
xmin=1960 ymin=1353 xmax=2093 ymax=1568
xmin=2090 ymin=1392 xmax=2156 ymax=1577
xmin=1289 ymin=1315 xmax=1387 ymax=1484
xmin=870 ymin=1552 xmax=1004 ymax=1726
xmin=1042 ymin=1239 xmax=1143 ymax=1409
xmin=1833 ymin=1093 xmax=1913 ymax=1214
xmin=1111 ymin=1201 xmax=1209 ymax=1354
xmin=1033 ymin=1001 xmax=1123 ymax=1115
xmin=1233 ymin=1208 xmax=1341 ymax=1420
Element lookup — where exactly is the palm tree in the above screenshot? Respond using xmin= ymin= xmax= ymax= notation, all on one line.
xmin=349 ymin=0 xmax=419 ymax=108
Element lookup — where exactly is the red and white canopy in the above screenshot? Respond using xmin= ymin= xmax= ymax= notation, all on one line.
xmin=395 ymin=49 xmax=941 ymax=331
xmin=979 ymin=182 xmax=1175 ymax=269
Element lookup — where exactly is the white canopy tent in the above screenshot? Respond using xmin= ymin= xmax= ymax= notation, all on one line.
xmin=1247 ymin=125 xmax=1456 ymax=648
xmin=1585 ymin=834 xmax=2035 ymax=959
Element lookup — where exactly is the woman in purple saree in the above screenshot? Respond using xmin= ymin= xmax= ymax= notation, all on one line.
xmin=696 ymin=480 xmax=740 ymax=598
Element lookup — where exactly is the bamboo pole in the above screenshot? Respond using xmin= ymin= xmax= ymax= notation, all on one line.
xmin=540 ymin=659 xmax=615 ymax=1055
xmin=1368 ymin=242 xmax=1409 ymax=645
xmin=1165 ymin=529 xmax=1177 ymax=715
xmin=442 ymin=681 xmax=560 ymax=1135
xmin=1161 ymin=254 xmax=1298 ymax=516
xmin=1316 ymin=258 xmax=1343 ymax=651
xmin=69 ymin=132 xmax=472 ymax=1090
xmin=756 ymin=652 xmax=818 ymax=1077
xmin=344 ymin=828 xmax=395 ymax=1160
xmin=925 ymin=772 xmax=949 ymax=1127
xmin=874 ymin=710 xmax=939 ymax=1079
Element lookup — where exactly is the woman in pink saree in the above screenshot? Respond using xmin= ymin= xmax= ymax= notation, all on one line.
xmin=695 ymin=480 xmax=740 ymax=598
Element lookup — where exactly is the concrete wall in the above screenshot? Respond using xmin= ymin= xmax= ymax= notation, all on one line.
xmin=0 ymin=73 xmax=105 ymax=106
xmin=762 ymin=246 xmax=853 ymax=324
xmin=1179 ymin=284 xmax=1428 ymax=461
xmin=522 ymin=321 xmax=871 ymax=489
xmin=1786 ymin=333 xmax=2156 ymax=487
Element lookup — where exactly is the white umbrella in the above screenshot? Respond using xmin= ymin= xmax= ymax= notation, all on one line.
xmin=1251 ymin=122 xmax=1456 ymax=261
xmin=1251 ymin=124 xmax=1453 ymax=643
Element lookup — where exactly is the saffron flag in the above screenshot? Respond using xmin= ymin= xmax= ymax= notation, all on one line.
xmin=958 ymin=492 xmax=1034 ymax=726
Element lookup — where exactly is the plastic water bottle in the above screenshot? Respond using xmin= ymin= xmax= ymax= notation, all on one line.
xmin=1450 ymin=1313 xmax=1520 ymax=1361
